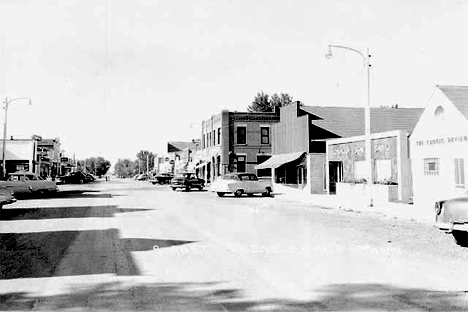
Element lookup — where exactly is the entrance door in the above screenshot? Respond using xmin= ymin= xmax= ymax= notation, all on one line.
xmin=329 ymin=161 xmax=343 ymax=194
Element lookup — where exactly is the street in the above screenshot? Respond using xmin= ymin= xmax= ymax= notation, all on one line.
xmin=1 ymin=179 xmax=468 ymax=311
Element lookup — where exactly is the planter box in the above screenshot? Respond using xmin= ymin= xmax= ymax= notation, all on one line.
xmin=336 ymin=182 xmax=398 ymax=205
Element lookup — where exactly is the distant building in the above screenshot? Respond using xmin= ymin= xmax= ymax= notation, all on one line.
xmin=167 ymin=140 xmax=201 ymax=174
xmin=256 ymin=102 xmax=423 ymax=195
xmin=0 ymin=138 xmax=37 ymax=175
xmin=198 ymin=109 xmax=280 ymax=183
xmin=37 ymin=138 xmax=61 ymax=179
xmin=410 ymin=85 xmax=468 ymax=207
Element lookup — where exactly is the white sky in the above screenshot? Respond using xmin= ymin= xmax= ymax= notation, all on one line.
xmin=1 ymin=0 xmax=467 ymax=164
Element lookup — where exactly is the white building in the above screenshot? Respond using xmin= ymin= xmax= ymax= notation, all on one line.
xmin=410 ymin=85 xmax=468 ymax=208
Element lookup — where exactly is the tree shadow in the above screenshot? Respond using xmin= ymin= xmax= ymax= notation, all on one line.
xmin=15 ymin=190 xmax=121 ymax=200
xmin=1 ymin=205 xmax=153 ymax=220
xmin=0 ymin=228 xmax=195 ymax=279
xmin=0 ymin=282 xmax=466 ymax=311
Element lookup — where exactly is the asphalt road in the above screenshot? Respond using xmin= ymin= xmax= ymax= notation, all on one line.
xmin=1 ymin=179 xmax=468 ymax=311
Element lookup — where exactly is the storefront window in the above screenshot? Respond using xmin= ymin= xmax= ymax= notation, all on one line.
xmin=424 ymin=158 xmax=439 ymax=175
xmin=376 ymin=159 xmax=392 ymax=181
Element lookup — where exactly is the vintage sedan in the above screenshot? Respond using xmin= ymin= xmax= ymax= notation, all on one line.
xmin=209 ymin=173 xmax=273 ymax=197
xmin=170 ymin=172 xmax=205 ymax=191
xmin=56 ymin=171 xmax=89 ymax=184
xmin=150 ymin=173 xmax=174 ymax=185
xmin=0 ymin=171 xmax=58 ymax=196
xmin=434 ymin=190 xmax=468 ymax=247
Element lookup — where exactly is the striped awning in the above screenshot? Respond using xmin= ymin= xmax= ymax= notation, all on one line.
xmin=255 ymin=152 xmax=306 ymax=170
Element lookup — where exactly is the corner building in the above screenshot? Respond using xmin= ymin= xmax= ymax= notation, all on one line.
xmin=197 ymin=110 xmax=280 ymax=183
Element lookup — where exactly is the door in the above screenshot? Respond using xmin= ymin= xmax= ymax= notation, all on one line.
xmin=329 ymin=161 xmax=343 ymax=194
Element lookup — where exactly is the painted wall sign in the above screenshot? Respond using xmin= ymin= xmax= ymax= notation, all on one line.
xmin=415 ymin=135 xmax=468 ymax=147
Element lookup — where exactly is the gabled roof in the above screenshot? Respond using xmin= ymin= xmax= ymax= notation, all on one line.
xmin=300 ymin=106 xmax=423 ymax=138
xmin=438 ymin=85 xmax=468 ymax=120
xmin=167 ymin=141 xmax=198 ymax=153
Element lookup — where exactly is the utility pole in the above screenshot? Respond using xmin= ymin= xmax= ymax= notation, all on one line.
xmin=146 ymin=153 xmax=149 ymax=174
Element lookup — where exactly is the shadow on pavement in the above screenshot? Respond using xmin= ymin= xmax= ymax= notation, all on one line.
xmin=16 ymin=190 xmax=123 ymax=200
xmin=0 ymin=228 xmax=195 ymax=280
xmin=0 ymin=282 xmax=466 ymax=311
xmin=0 ymin=205 xmax=153 ymax=220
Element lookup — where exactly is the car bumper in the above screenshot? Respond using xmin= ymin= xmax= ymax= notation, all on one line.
xmin=434 ymin=222 xmax=468 ymax=233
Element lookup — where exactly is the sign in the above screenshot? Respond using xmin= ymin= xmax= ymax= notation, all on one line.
xmin=415 ymin=135 xmax=468 ymax=147
xmin=169 ymin=160 xmax=175 ymax=165
xmin=165 ymin=157 xmax=169 ymax=162
xmin=61 ymin=157 xmax=69 ymax=162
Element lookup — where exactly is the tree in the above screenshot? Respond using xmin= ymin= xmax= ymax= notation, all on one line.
xmin=135 ymin=150 xmax=155 ymax=174
xmin=247 ymin=91 xmax=271 ymax=112
xmin=247 ymin=92 xmax=294 ymax=112
xmin=114 ymin=158 xmax=136 ymax=178
xmin=77 ymin=157 xmax=111 ymax=177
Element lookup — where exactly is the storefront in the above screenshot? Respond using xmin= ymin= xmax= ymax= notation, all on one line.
xmin=410 ymin=85 xmax=468 ymax=208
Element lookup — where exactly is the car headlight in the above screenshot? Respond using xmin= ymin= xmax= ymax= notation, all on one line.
xmin=435 ymin=201 xmax=444 ymax=215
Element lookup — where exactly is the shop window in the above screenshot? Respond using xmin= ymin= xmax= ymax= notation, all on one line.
xmin=455 ymin=158 xmax=465 ymax=187
xmin=354 ymin=160 xmax=367 ymax=180
xmin=424 ymin=158 xmax=439 ymax=176
xmin=376 ymin=159 xmax=392 ymax=181
xmin=237 ymin=127 xmax=246 ymax=144
xmin=257 ymin=155 xmax=271 ymax=177
xmin=237 ymin=155 xmax=246 ymax=172
xmin=261 ymin=127 xmax=270 ymax=144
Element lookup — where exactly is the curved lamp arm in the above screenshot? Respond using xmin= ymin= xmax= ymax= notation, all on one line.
xmin=326 ymin=45 xmax=367 ymax=63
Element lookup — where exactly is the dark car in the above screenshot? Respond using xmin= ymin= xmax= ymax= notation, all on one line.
xmin=56 ymin=171 xmax=89 ymax=184
xmin=150 ymin=173 xmax=174 ymax=185
xmin=0 ymin=186 xmax=17 ymax=219
xmin=84 ymin=173 xmax=96 ymax=182
xmin=170 ymin=172 xmax=205 ymax=191
xmin=434 ymin=190 xmax=468 ymax=247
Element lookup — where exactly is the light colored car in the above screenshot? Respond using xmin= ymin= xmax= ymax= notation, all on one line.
xmin=0 ymin=171 xmax=59 ymax=196
xmin=434 ymin=190 xmax=468 ymax=247
xmin=209 ymin=173 xmax=273 ymax=197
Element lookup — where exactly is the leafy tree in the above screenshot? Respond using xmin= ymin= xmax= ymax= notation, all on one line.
xmin=247 ymin=91 xmax=271 ymax=112
xmin=114 ymin=158 xmax=136 ymax=178
xmin=77 ymin=157 xmax=111 ymax=177
xmin=247 ymin=92 xmax=294 ymax=112
xmin=135 ymin=150 xmax=155 ymax=174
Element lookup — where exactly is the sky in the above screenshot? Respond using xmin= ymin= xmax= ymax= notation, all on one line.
xmin=0 ymin=0 xmax=467 ymax=164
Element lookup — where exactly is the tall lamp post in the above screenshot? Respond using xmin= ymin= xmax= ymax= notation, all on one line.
xmin=325 ymin=45 xmax=373 ymax=207
xmin=2 ymin=97 xmax=32 ymax=179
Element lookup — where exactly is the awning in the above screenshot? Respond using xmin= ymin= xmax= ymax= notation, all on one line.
xmin=255 ymin=151 xmax=306 ymax=170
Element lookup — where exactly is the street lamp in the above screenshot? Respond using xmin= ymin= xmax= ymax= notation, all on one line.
xmin=2 ymin=97 xmax=32 ymax=179
xmin=326 ymin=45 xmax=373 ymax=207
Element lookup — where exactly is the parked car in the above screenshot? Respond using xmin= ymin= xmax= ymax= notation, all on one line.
xmin=434 ymin=190 xmax=468 ymax=247
xmin=150 ymin=173 xmax=174 ymax=185
xmin=209 ymin=173 xmax=273 ymax=197
xmin=135 ymin=173 xmax=149 ymax=181
xmin=170 ymin=172 xmax=205 ymax=191
xmin=0 ymin=186 xmax=16 ymax=219
xmin=84 ymin=173 xmax=96 ymax=182
xmin=56 ymin=171 xmax=89 ymax=184
xmin=0 ymin=171 xmax=59 ymax=196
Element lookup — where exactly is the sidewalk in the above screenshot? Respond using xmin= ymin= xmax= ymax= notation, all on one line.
xmin=273 ymin=183 xmax=434 ymax=224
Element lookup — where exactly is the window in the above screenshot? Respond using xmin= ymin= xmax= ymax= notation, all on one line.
xmin=424 ymin=158 xmax=439 ymax=175
xmin=213 ymin=130 xmax=216 ymax=146
xmin=261 ymin=127 xmax=269 ymax=144
xmin=257 ymin=155 xmax=271 ymax=177
xmin=376 ymin=159 xmax=392 ymax=181
xmin=237 ymin=127 xmax=246 ymax=144
xmin=237 ymin=155 xmax=246 ymax=172
xmin=203 ymin=134 xmax=206 ymax=149
xmin=208 ymin=133 xmax=211 ymax=147
xmin=455 ymin=158 xmax=465 ymax=187
xmin=217 ymin=128 xmax=221 ymax=145
xmin=354 ymin=161 xmax=367 ymax=179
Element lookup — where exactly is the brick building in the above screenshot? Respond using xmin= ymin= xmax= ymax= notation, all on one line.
xmin=197 ymin=109 xmax=280 ymax=183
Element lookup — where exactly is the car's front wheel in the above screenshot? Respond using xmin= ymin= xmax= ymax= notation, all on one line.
xmin=262 ymin=187 xmax=272 ymax=197
xmin=217 ymin=192 xmax=225 ymax=197
xmin=172 ymin=187 xmax=177 ymax=191
xmin=234 ymin=189 xmax=243 ymax=197
xmin=452 ymin=230 xmax=468 ymax=247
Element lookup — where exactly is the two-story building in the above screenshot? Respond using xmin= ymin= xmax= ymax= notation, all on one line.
xmin=197 ymin=109 xmax=280 ymax=183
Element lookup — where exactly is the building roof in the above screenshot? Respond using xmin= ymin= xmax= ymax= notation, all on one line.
xmin=300 ymin=105 xmax=423 ymax=138
xmin=167 ymin=141 xmax=199 ymax=153
xmin=438 ymin=85 xmax=468 ymax=120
